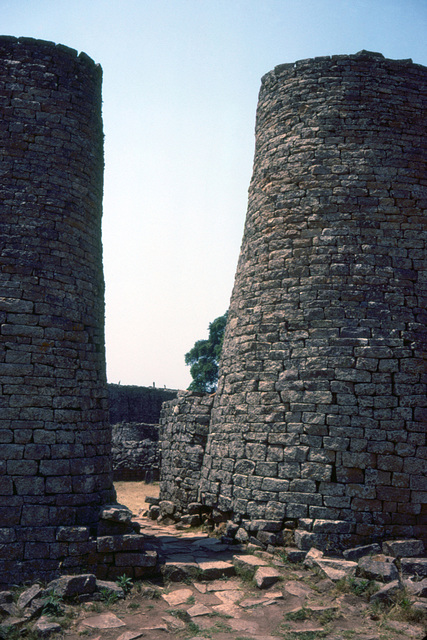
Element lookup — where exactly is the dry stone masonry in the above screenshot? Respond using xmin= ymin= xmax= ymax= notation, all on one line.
xmin=200 ymin=51 xmax=427 ymax=549
xmin=108 ymin=384 xmax=178 ymax=481
xmin=0 ymin=37 xmax=116 ymax=587
xmin=158 ymin=391 xmax=214 ymax=522
xmin=160 ymin=52 xmax=427 ymax=551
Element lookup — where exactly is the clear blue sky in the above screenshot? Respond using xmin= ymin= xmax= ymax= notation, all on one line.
xmin=2 ymin=0 xmax=426 ymax=389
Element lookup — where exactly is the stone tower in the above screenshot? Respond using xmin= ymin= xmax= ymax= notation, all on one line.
xmin=0 ymin=37 xmax=115 ymax=585
xmin=200 ymin=52 xmax=427 ymax=549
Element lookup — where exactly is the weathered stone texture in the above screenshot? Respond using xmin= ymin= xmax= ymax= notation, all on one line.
xmin=0 ymin=37 xmax=115 ymax=586
xmin=108 ymin=384 xmax=178 ymax=425
xmin=108 ymin=384 xmax=178 ymax=481
xmin=159 ymin=392 xmax=214 ymax=514
xmin=199 ymin=52 xmax=427 ymax=547
xmin=111 ymin=423 xmax=160 ymax=481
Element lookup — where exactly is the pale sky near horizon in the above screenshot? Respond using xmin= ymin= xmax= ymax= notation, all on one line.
xmin=1 ymin=0 xmax=426 ymax=390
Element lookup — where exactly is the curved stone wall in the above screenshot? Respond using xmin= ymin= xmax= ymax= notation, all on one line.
xmin=200 ymin=52 xmax=427 ymax=549
xmin=0 ymin=37 xmax=115 ymax=584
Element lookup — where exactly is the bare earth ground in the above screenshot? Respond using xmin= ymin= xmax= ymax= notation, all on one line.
xmin=8 ymin=481 xmax=423 ymax=640
xmin=114 ymin=481 xmax=160 ymax=516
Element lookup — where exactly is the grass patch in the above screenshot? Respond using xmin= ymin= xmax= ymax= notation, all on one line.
xmin=185 ymin=620 xmax=200 ymax=636
xmin=234 ymin=565 xmax=255 ymax=584
xmin=285 ymin=607 xmax=310 ymax=621
xmin=280 ymin=632 xmax=327 ymax=640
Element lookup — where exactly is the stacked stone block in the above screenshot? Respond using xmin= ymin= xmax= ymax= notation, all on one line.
xmin=112 ymin=423 xmax=160 ymax=481
xmin=108 ymin=383 xmax=178 ymax=425
xmin=0 ymin=37 xmax=115 ymax=586
xmin=108 ymin=384 xmax=178 ymax=481
xmin=199 ymin=52 xmax=427 ymax=549
xmin=159 ymin=392 xmax=214 ymax=516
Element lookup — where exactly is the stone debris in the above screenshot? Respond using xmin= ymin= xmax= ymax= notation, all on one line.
xmin=314 ymin=557 xmax=358 ymax=582
xmin=357 ymin=555 xmax=399 ymax=583
xmin=187 ymin=603 xmax=212 ymax=617
xmin=383 ymin=539 xmax=425 ymax=558
xmin=116 ymin=632 xmax=145 ymax=640
xmin=400 ymin=557 xmax=427 ymax=578
xmin=254 ymin=566 xmax=282 ymax=588
xmin=197 ymin=560 xmax=235 ymax=579
xmin=1 ymin=521 xmax=427 ymax=640
xmin=162 ymin=614 xmax=187 ymax=630
xmin=343 ymin=544 xmax=382 ymax=561
xmin=95 ymin=580 xmax=125 ymax=599
xmin=233 ymin=554 xmax=269 ymax=573
xmin=370 ymin=580 xmax=403 ymax=603
xmin=17 ymin=585 xmax=44 ymax=610
xmin=161 ymin=587 xmax=193 ymax=606
xmin=81 ymin=612 xmax=126 ymax=629
xmin=47 ymin=574 xmax=97 ymax=598
xmin=34 ymin=616 xmax=62 ymax=638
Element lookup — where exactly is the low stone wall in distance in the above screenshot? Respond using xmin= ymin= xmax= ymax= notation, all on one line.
xmin=112 ymin=423 xmax=160 ymax=481
xmin=108 ymin=384 xmax=178 ymax=424
xmin=108 ymin=384 xmax=178 ymax=481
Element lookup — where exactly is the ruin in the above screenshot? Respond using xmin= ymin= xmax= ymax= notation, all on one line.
xmin=108 ymin=384 xmax=177 ymax=480
xmin=0 ymin=36 xmax=118 ymax=587
xmin=1 ymin=40 xmax=426 ymax=587
xmin=160 ymin=51 xmax=427 ymax=550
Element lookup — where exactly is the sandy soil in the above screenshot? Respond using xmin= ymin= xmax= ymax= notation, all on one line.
xmin=114 ymin=481 xmax=159 ymax=516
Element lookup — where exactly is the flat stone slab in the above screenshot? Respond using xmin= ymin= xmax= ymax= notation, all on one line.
xmin=140 ymin=624 xmax=168 ymax=631
xmin=211 ymin=602 xmax=242 ymax=617
xmin=370 ymin=580 xmax=403 ymax=603
xmin=254 ymin=566 xmax=282 ymax=589
xmin=400 ymin=557 xmax=427 ymax=577
xmin=228 ymin=618 xmax=260 ymax=633
xmin=116 ymin=632 xmax=145 ymax=640
xmin=35 ymin=617 xmax=62 ymax=638
xmin=207 ymin=579 xmax=243 ymax=591
xmin=287 ymin=628 xmax=325 ymax=636
xmin=315 ymin=558 xmax=357 ymax=582
xmin=187 ymin=603 xmax=212 ymax=617
xmin=233 ymin=554 xmax=269 ymax=574
xmin=357 ymin=555 xmax=399 ymax=583
xmin=239 ymin=592 xmax=283 ymax=608
xmin=215 ymin=589 xmax=243 ymax=604
xmin=162 ymin=588 xmax=193 ymax=606
xmin=47 ymin=574 xmax=96 ymax=598
xmin=81 ymin=613 xmax=126 ymax=629
xmin=283 ymin=580 xmax=316 ymax=598
xmin=197 ymin=560 xmax=235 ymax=579
xmin=383 ymin=539 xmax=424 ymax=558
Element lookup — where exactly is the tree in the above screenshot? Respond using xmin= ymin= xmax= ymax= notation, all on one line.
xmin=185 ymin=312 xmax=228 ymax=392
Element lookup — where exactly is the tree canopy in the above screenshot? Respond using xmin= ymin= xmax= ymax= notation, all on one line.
xmin=185 ymin=312 xmax=228 ymax=392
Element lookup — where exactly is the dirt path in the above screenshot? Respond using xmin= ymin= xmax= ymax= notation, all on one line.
xmin=56 ymin=507 xmax=426 ymax=640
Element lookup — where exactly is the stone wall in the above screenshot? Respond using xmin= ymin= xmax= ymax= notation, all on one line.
xmin=108 ymin=384 xmax=178 ymax=425
xmin=0 ymin=37 xmax=116 ymax=587
xmin=111 ymin=423 xmax=160 ymax=481
xmin=108 ymin=384 xmax=178 ymax=481
xmin=159 ymin=392 xmax=214 ymax=515
xmin=197 ymin=52 xmax=426 ymax=550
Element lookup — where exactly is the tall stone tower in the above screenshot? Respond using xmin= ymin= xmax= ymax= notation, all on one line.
xmin=200 ymin=52 xmax=427 ymax=549
xmin=0 ymin=37 xmax=115 ymax=584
